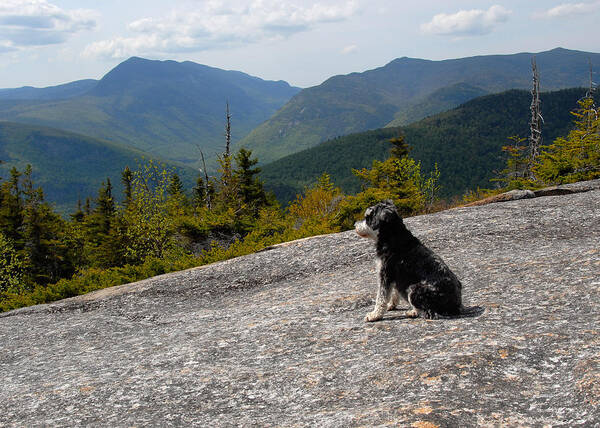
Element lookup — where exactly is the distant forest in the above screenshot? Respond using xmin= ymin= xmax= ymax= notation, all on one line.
xmin=260 ymin=88 xmax=587 ymax=204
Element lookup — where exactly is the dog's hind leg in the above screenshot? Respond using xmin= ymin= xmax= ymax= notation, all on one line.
xmin=406 ymin=282 xmax=438 ymax=319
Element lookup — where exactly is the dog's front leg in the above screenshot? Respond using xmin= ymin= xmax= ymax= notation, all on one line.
xmin=365 ymin=260 xmax=390 ymax=322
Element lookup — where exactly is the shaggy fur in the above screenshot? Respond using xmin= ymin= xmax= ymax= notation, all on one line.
xmin=355 ymin=200 xmax=464 ymax=322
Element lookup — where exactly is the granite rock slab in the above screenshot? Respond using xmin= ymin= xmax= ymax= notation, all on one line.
xmin=1 ymin=184 xmax=599 ymax=427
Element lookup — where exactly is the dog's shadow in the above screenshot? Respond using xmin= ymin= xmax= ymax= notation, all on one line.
xmin=384 ymin=305 xmax=486 ymax=321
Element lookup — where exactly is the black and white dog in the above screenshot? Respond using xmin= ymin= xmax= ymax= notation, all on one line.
xmin=355 ymin=200 xmax=463 ymax=322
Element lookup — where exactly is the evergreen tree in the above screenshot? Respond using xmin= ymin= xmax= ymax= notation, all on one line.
xmin=121 ymin=166 xmax=133 ymax=208
xmin=192 ymin=175 xmax=206 ymax=209
xmin=234 ymin=148 xmax=268 ymax=216
xmin=0 ymin=167 xmax=24 ymax=245
xmin=535 ymin=96 xmax=600 ymax=183
xmin=389 ymin=135 xmax=410 ymax=159
xmin=70 ymin=199 xmax=85 ymax=223
xmin=21 ymin=165 xmax=69 ymax=284
xmin=84 ymin=179 xmax=120 ymax=268
xmin=168 ymin=172 xmax=184 ymax=197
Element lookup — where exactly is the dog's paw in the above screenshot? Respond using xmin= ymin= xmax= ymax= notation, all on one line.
xmin=404 ymin=309 xmax=419 ymax=318
xmin=364 ymin=312 xmax=383 ymax=322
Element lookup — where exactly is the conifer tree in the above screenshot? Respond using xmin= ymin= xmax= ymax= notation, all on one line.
xmin=70 ymin=199 xmax=85 ymax=223
xmin=0 ymin=167 xmax=24 ymax=245
xmin=21 ymin=165 xmax=68 ymax=284
xmin=168 ymin=172 xmax=184 ymax=197
xmin=85 ymin=179 xmax=120 ymax=268
xmin=535 ymin=95 xmax=600 ymax=182
xmin=121 ymin=166 xmax=133 ymax=208
xmin=234 ymin=148 xmax=268 ymax=216
xmin=192 ymin=175 xmax=206 ymax=209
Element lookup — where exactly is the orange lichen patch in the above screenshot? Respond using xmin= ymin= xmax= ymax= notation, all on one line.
xmin=498 ymin=349 xmax=509 ymax=359
xmin=413 ymin=406 xmax=433 ymax=415
xmin=412 ymin=421 xmax=439 ymax=428
xmin=420 ymin=373 xmax=441 ymax=384
xmin=576 ymin=373 xmax=600 ymax=406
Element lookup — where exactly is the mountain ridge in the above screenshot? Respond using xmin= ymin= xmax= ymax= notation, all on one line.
xmin=240 ymin=47 xmax=600 ymax=164
xmin=0 ymin=57 xmax=301 ymax=168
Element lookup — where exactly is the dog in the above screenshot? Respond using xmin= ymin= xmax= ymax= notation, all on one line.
xmin=355 ymin=200 xmax=464 ymax=322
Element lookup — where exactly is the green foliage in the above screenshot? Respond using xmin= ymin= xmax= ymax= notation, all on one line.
xmin=334 ymin=137 xmax=441 ymax=229
xmin=287 ymin=173 xmax=343 ymax=233
xmin=121 ymin=160 xmax=179 ymax=264
xmin=234 ymin=148 xmax=268 ymax=217
xmin=492 ymin=136 xmax=537 ymax=190
xmin=0 ymin=232 xmax=25 ymax=294
xmin=535 ymin=96 xmax=600 ymax=183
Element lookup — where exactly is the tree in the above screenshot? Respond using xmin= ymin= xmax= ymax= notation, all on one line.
xmin=121 ymin=166 xmax=133 ymax=207
xmin=494 ymin=135 xmax=531 ymax=189
xmin=168 ymin=172 xmax=184 ymax=197
xmin=527 ymin=57 xmax=543 ymax=179
xmin=0 ymin=231 xmax=25 ymax=294
xmin=122 ymin=161 xmax=178 ymax=263
xmin=20 ymin=165 xmax=69 ymax=284
xmin=535 ymin=95 xmax=600 ymax=183
xmin=0 ymin=167 xmax=24 ymax=244
xmin=192 ymin=175 xmax=206 ymax=209
xmin=84 ymin=178 xmax=121 ymax=268
xmin=234 ymin=148 xmax=268 ymax=217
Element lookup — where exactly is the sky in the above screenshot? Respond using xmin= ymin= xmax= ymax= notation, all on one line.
xmin=0 ymin=0 xmax=599 ymax=89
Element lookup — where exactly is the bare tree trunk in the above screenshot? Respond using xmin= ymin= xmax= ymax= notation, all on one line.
xmin=528 ymin=57 xmax=543 ymax=179
xmin=225 ymin=101 xmax=231 ymax=157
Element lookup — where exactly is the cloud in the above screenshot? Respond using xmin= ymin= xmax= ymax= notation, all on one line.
xmin=84 ymin=0 xmax=359 ymax=59
xmin=421 ymin=5 xmax=511 ymax=37
xmin=537 ymin=1 xmax=600 ymax=18
xmin=341 ymin=44 xmax=357 ymax=54
xmin=0 ymin=0 xmax=96 ymax=50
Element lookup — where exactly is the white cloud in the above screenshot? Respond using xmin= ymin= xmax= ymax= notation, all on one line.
xmin=421 ymin=5 xmax=511 ymax=37
xmin=341 ymin=44 xmax=357 ymax=54
xmin=0 ymin=0 xmax=96 ymax=50
xmin=84 ymin=0 xmax=359 ymax=60
xmin=538 ymin=1 xmax=600 ymax=18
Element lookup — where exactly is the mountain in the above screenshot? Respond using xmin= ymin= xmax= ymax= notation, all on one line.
xmin=241 ymin=48 xmax=600 ymax=164
xmin=260 ymin=88 xmax=587 ymax=204
xmin=0 ymin=58 xmax=300 ymax=167
xmin=0 ymin=80 xmax=98 ymax=101
xmin=385 ymin=82 xmax=489 ymax=127
xmin=0 ymin=121 xmax=196 ymax=214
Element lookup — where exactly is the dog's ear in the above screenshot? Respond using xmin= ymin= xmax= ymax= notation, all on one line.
xmin=367 ymin=203 xmax=398 ymax=230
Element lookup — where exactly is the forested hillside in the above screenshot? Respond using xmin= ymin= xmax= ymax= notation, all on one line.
xmin=0 ymin=57 xmax=300 ymax=168
xmin=260 ymin=88 xmax=587 ymax=203
xmin=0 ymin=121 xmax=196 ymax=214
xmin=241 ymin=48 xmax=599 ymax=164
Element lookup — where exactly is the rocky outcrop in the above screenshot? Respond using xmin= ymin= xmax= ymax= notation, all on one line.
xmin=1 ymin=183 xmax=599 ymax=427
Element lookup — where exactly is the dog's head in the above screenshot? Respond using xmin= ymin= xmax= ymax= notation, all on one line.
xmin=355 ymin=200 xmax=400 ymax=240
